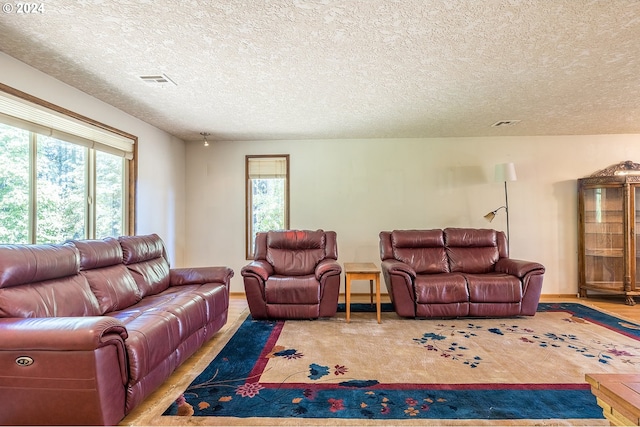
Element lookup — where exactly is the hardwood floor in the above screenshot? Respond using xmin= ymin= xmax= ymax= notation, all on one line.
xmin=539 ymin=293 xmax=640 ymax=322
xmin=119 ymin=292 xmax=640 ymax=425
xmin=342 ymin=292 xmax=640 ymax=322
xmin=231 ymin=292 xmax=640 ymax=322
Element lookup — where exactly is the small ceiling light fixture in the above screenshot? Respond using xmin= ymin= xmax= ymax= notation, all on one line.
xmin=200 ymin=132 xmax=210 ymax=147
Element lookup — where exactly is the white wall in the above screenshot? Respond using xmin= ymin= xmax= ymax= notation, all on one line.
xmin=4 ymin=51 xmax=640 ymax=296
xmin=0 ymin=53 xmax=187 ymax=264
xmin=185 ymin=135 xmax=640 ymax=295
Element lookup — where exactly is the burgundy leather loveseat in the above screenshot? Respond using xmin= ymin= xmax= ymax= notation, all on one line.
xmin=0 ymin=234 xmax=233 ymax=426
xmin=380 ymin=228 xmax=545 ymax=318
xmin=241 ymin=229 xmax=341 ymax=319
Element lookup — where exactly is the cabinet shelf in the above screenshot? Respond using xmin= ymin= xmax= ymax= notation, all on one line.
xmin=585 ymin=249 xmax=624 ymax=257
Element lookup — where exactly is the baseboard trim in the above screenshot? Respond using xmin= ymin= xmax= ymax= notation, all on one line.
xmin=231 ymin=292 xmax=585 ymax=300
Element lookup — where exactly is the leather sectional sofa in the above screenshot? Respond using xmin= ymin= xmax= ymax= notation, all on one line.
xmin=380 ymin=228 xmax=545 ymax=318
xmin=0 ymin=234 xmax=233 ymax=426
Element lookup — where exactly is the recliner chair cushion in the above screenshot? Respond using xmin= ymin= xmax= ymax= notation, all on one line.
xmin=265 ymin=275 xmax=320 ymax=304
xmin=266 ymin=230 xmax=326 ymax=275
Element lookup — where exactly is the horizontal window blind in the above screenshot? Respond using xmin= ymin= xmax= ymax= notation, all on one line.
xmin=247 ymin=156 xmax=288 ymax=179
xmin=0 ymin=91 xmax=134 ymax=159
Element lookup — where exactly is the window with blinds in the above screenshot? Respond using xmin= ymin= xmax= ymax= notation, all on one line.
xmin=246 ymin=155 xmax=289 ymax=258
xmin=0 ymin=85 xmax=135 ymax=243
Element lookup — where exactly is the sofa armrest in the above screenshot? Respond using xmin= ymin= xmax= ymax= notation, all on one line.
xmin=315 ymin=259 xmax=341 ymax=280
xmin=381 ymin=259 xmax=416 ymax=278
xmin=0 ymin=316 xmax=129 ymax=384
xmin=0 ymin=316 xmax=127 ymax=349
xmin=241 ymin=260 xmax=274 ymax=282
xmin=495 ymin=258 xmax=545 ymax=278
xmin=170 ymin=266 xmax=234 ymax=286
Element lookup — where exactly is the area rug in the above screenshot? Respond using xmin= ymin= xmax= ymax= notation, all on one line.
xmin=162 ymin=303 xmax=640 ymax=425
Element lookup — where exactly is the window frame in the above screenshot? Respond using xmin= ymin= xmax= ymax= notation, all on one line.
xmin=0 ymin=83 xmax=137 ymax=239
xmin=245 ymin=154 xmax=290 ymax=259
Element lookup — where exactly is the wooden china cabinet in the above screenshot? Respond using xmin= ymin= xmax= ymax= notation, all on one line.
xmin=578 ymin=161 xmax=640 ymax=305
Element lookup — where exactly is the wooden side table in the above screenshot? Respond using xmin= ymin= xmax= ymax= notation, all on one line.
xmin=343 ymin=262 xmax=381 ymax=324
xmin=586 ymin=373 xmax=640 ymax=425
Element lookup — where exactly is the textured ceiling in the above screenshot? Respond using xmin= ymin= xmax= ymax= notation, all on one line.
xmin=1 ymin=0 xmax=640 ymax=142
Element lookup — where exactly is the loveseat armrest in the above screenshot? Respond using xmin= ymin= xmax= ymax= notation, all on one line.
xmin=381 ymin=259 xmax=417 ymax=317
xmin=381 ymin=259 xmax=416 ymax=278
xmin=0 ymin=316 xmax=128 ymax=383
xmin=495 ymin=258 xmax=545 ymax=278
xmin=170 ymin=266 xmax=234 ymax=286
xmin=241 ymin=260 xmax=274 ymax=282
xmin=315 ymin=259 xmax=341 ymax=280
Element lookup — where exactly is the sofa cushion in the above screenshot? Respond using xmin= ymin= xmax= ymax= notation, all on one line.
xmin=444 ymin=228 xmax=499 ymax=273
xmin=0 ymin=243 xmax=80 ymax=289
xmin=391 ymin=230 xmax=449 ymax=274
xmin=0 ymin=244 xmax=101 ymax=318
xmin=119 ymin=234 xmax=167 ymax=264
xmin=109 ymin=286 xmax=209 ymax=383
xmin=83 ymin=265 xmax=142 ymax=314
xmin=0 ymin=275 xmax=101 ymax=318
xmin=72 ymin=237 xmax=122 ymax=270
xmin=182 ymin=282 xmax=230 ymax=324
xmin=119 ymin=234 xmax=171 ymax=297
xmin=266 ymin=230 xmax=325 ymax=276
xmin=416 ymin=302 xmax=470 ymax=318
xmin=414 ymin=273 xmax=468 ymax=304
xmin=465 ymin=273 xmax=522 ymax=303
xmin=72 ymin=238 xmax=142 ymax=314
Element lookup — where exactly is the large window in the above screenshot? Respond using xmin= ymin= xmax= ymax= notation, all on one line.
xmin=0 ymin=123 xmax=29 ymax=243
xmin=0 ymin=85 xmax=135 ymax=244
xmin=246 ymin=155 xmax=289 ymax=259
xmin=36 ymin=134 xmax=87 ymax=243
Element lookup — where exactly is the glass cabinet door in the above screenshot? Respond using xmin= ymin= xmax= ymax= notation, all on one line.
xmin=582 ymin=186 xmax=624 ymax=290
xmin=636 ymin=186 xmax=640 ymax=285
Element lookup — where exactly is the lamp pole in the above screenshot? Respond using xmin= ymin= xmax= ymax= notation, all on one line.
xmin=504 ymin=180 xmax=510 ymax=243
xmin=496 ymin=162 xmax=516 ymax=249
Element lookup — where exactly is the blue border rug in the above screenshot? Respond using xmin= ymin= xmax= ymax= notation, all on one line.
xmin=163 ymin=303 xmax=640 ymax=422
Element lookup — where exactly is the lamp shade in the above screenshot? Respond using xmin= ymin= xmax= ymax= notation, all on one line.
xmin=484 ymin=211 xmax=496 ymax=222
xmin=495 ymin=162 xmax=517 ymax=182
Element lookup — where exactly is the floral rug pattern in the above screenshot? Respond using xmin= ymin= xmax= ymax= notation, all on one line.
xmin=163 ymin=303 xmax=640 ymax=421
xmin=412 ymin=317 xmax=640 ymax=369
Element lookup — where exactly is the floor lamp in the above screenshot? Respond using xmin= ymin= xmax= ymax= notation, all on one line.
xmin=484 ymin=162 xmax=517 ymax=243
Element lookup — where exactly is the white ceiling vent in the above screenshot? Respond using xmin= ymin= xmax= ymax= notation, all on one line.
xmin=138 ymin=73 xmax=177 ymax=86
xmin=491 ymin=120 xmax=521 ymax=127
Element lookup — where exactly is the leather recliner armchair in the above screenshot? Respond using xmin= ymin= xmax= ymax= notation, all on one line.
xmin=241 ymin=229 xmax=342 ymax=319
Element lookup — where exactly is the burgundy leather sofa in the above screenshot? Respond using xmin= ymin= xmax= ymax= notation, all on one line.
xmin=380 ymin=228 xmax=545 ymax=318
xmin=0 ymin=234 xmax=233 ymax=426
xmin=241 ymin=229 xmax=341 ymax=319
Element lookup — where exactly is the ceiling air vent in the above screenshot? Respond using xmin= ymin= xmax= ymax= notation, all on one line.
xmin=138 ymin=73 xmax=177 ymax=86
xmin=491 ymin=120 xmax=521 ymax=127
